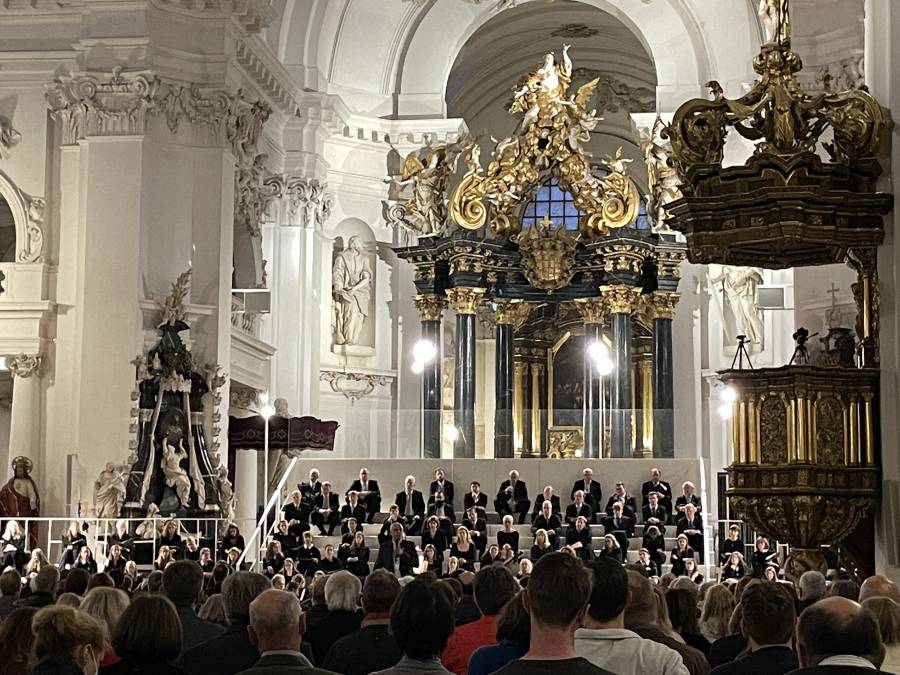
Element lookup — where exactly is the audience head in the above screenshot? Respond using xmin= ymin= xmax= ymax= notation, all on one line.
xmin=862 ymin=597 xmax=900 ymax=644
xmin=860 ymin=574 xmax=900 ymax=604
xmin=0 ymin=568 xmax=21 ymax=597
xmin=33 ymin=565 xmax=60 ymax=595
xmin=740 ymin=581 xmax=796 ymax=647
xmin=391 ymin=578 xmax=455 ymax=661
xmin=473 ymin=564 xmax=518 ymax=616
xmin=666 ymin=587 xmax=700 ymax=635
xmin=525 ymin=552 xmax=592 ymax=632
xmin=198 ymin=594 xmax=229 ymax=626
xmin=325 ymin=570 xmax=362 ymax=612
xmin=112 ymin=594 xmax=183 ymax=664
xmin=32 ymin=605 xmax=106 ymax=672
xmin=624 ymin=569 xmax=657 ymax=628
xmin=586 ymin=557 xmax=629 ymax=624
xmin=87 ymin=573 xmax=114 ymax=591
xmin=81 ymin=586 xmax=129 ymax=639
xmin=146 ymin=570 xmax=164 ymax=593
xmin=517 ymin=559 xmax=532 ymax=577
xmin=65 ymin=568 xmax=90 ymax=596
xmin=496 ymin=592 xmax=530 ymax=645
xmin=363 ymin=570 xmax=401 ymax=614
xmin=248 ymin=589 xmax=303 ymax=652
xmin=798 ymin=570 xmax=827 ymax=602
xmin=311 ymin=574 xmax=328 ymax=606
xmin=763 ymin=564 xmax=778 ymax=581
xmin=223 ymin=571 xmax=271 ymax=621
xmin=828 ymin=579 xmax=860 ymax=602
xmin=0 ymin=607 xmax=38 ymax=671
xmin=796 ymin=596 xmax=884 ymax=668
xmin=56 ymin=592 xmax=82 ymax=608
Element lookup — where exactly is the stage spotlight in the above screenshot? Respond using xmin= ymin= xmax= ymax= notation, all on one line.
xmin=588 ymin=340 xmax=614 ymax=376
xmin=411 ymin=360 xmax=425 ymax=375
xmin=717 ymin=403 xmax=733 ymax=420
xmin=720 ymin=385 xmax=737 ymax=404
xmin=444 ymin=425 xmax=460 ymax=442
xmin=412 ymin=339 xmax=437 ymax=364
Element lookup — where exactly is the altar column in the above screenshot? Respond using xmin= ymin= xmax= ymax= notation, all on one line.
xmin=447 ymin=287 xmax=484 ymax=458
xmin=6 ymin=354 xmax=42 ymax=468
xmin=649 ymin=292 xmax=679 ymax=458
xmin=577 ymin=297 xmax=607 ymax=459
xmin=531 ymin=362 xmax=546 ymax=457
xmin=493 ymin=301 xmax=530 ymax=459
xmin=234 ymin=448 xmax=259 ymax=562
xmin=603 ymin=286 xmax=638 ymax=458
xmin=414 ymin=294 xmax=446 ymax=459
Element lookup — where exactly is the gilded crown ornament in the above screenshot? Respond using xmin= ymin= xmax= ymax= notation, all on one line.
xmin=512 ymin=216 xmax=579 ymax=292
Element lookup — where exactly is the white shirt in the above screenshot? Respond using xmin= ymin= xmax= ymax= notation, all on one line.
xmin=817 ymin=655 xmax=877 ymax=669
xmin=574 ymin=627 xmax=689 ymax=675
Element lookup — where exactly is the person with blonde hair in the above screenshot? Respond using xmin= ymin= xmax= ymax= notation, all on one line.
xmin=699 ymin=583 xmax=735 ymax=642
xmin=25 ymin=547 xmax=49 ymax=575
xmin=451 ymin=526 xmax=477 ymax=570
xmin=530 ymin=528 xmax=554 ymax=563
xmin=31 ymin=604 xmax=107 ymax=674
xmin=863 ymin=597 xmax=900 ymax=671
xmin=80 ymin=586 xmax=129 ymax=667
xmin=1 ymin=520 xmax=24 ymax=568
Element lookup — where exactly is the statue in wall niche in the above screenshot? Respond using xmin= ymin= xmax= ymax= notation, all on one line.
xmin=161 ymin=426 xmax=192 ymax=509
xmin=93 ymin=462 xmax=129 ymax=518
xmin=332 ymin=236 xmax=373 ymax=346
xmin=709 ymin=265 xmax=766 ymax=352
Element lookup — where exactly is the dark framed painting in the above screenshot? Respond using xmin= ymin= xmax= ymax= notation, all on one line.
xmin=549 ymin=332 xmax=584 ymax=428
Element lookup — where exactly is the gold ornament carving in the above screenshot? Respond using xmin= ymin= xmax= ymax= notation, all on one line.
xmin=759 ymin=395 xmax=788 ymax=464
xmin=644 ymin=292 xmax=680 ymax=321
xmin=548 ymin=429 xmax=583 ymax=459
xmin=575 ymin=297 xmax=607 ymax=325
xmin=449 ymin=46 xmax=640 ymax=237
xmin=414 ymin=293 xmax=447 ymax=322
xmin=446 ymin=287 xmax=485 ymax=315
xmin=512 ymin=216 xmax=579 ymax=292
xmin=493 ymin=300 xmax=532 ymax=327
xmin=601 ymin=285 xmax=639 ymax=314
xmin=815 ymin=396 xmax=844 ymax=466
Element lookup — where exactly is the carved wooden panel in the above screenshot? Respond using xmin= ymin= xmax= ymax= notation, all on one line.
xmin=816 ymin=396 xmax=845 ymax=466
xmin=759 ymin=395 xmax=788 ymax=464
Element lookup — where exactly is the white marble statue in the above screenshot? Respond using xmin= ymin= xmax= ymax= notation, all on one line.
xmin=642 ymin=115 xmax=682 ymax=233
xmin=161 ymin=432 xmax=192 ymax=508
xmin=332 ymin=236 xmax=373 ymax=346
xmin=758 ymin=0 xmax=790 ymax=44
xmin=709 ymin=265 xmax=766 ymax=350
xmin=94 ymin=462 xmax=129 ymax=518
xmin=216 ymin=466 xmax=235 ymax=522
xmin=135 ymin=502 xmax=160 ymax=537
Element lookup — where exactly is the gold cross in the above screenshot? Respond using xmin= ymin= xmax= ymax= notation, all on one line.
xmin=540 ymin=215 xmax=554 ymax=228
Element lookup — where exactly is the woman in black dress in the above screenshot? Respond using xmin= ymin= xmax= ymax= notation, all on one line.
xmin=450 ymin=527 xmax=477 ymax=571
xmin=719 ymin=524 xmax=744 ymax=565
xmin=530 ymin=528 xmax=555 ymax=563
xmin=219 ymin=523 xmax=246 ymax=559
xmin=637 ymin=548 xmax=660 ymax=577
xmin=273 ymin=520 xmax=298 ymax=559
xmin=295 ymin=531 xmax=321 ymax=576
xmin=421 ymin=544 xmax=441 ymax=576
xmin=564 ymin=516 xmax=592 ymax=562
xmin=496 ymin=515 xmax=519 ymax=553
xmin=670 ymin=534 xmax=695 ymax=577
xmin=480 ymin=543 xmax=500 ymax=567
xmin=597 ymin=535 xmax=623 ymax=563
xmin=74 ymin=546 xmax=98 ymax=574
xmin=421 ymin=517 xmax=449 ymax=560
xmin=317 ymin=543 xmax=343 ymax=574
xmin=159 ymin=519 xmax=182 ymax=550
xmin=339 ymin=530 xmax=370 ymax=579
xmin=262 ymin=540 xmax=285 ymax=577
xmin=642 ymin=525 xmax=666 ymax=568
xmin=721 ymin=552 xmax=746 ymax=580
xmin=750 ymin=536 xmax=777 ymax=577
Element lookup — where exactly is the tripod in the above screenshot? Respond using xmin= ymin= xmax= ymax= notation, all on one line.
xmin=730 ymin=335 xmax=755 ymax=370
xmin=789 ymin=327 xmax=816 ymax=365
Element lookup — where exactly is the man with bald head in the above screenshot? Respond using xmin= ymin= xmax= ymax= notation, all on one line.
xmin=792 ymin=596 xmax=885 ymax=673
xmin=238 ymin=589 xmax=334 ymax=674
xmin=859 ymin=574 xmax=900 ymax=604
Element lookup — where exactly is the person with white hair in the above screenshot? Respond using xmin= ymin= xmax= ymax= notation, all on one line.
xmin=395 ymin=475 xmax=425 ymax=535
xmin=674 ymin=482 xmax=701 ymax=518
xmin=347 ymin=467 xmax=382 ymax=524
xmin=494 ymin=470 xmax=530 ymax=525
xmin=798 ymin=570 xmax=827 ymax=611
xmin=305 ymin=571 xmax=363 ymax=666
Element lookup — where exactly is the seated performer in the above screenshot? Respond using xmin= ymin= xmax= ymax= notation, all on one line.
xmin=317 ymin=543 xmax=343 ymax=574
xmin=395 ymin=475 xmax=426 ymax=535
xmin=295 ymin=531 xmax=321 ymax=576
xmin=720 ymin=523 xmax=745 ymax=565
xmin=637 ymin=547 xmax=661 ymax=578
xmin=496 ymin=515 xmax=519 ymax=553
xmin=461 ymin=506 xmax=487 ymax=555
xmin=669 ymin=534 xmax=695 ymax=577
xmin=311 ymin=482 xmax=340 ymax=536
xmin=494 ymin=470 xmax=530 ymax=525
xmin=273 ymin=519 xmax=298 ymax=559
xmin=429 ymin=468 xmax=455 ymax=508
xmin=346 ymin=467 xmax=381 ymax=524
xmin=450 ymin=527 xmax=477 ymax=571
xmin=640 ymin=467 xmax=673 ymax=514
xmin=530 ymin=485 xmax=561 ymax=523
xmin=604 ymin=482 xmax=637 ymax=519
xmin=463 ymin=481 xmax=488 ymax=518
xmin=674 ymin=481 xmax=702 ymax=520
xmin=570 ymin=467 xmax=603 ymax=513
xmin=565 ymin=490 xmax=593 ymax=526
xmin=340 ymin=491 xmax=367 ymax=534
xmin=282 ymin=489 xmax=310 ymax=537
xmin=530 ymin=528 xmax=556 ymax=563
xmin=298 ymin=468 xmax=321 ymax=508
xmin=426 ymin=490 xmax=455 ymax=540
xmin=421 ymin=517 xmax=449 ymax=562
xmin=642 ymin=525 xmax=666 ymax=568
xmin=531 ymin=500 xmax=562 ymax=548
xmin=602 ymin=501 xmax=635 ymax=539
xmin=676 ymin=502 xmax=704 ymax=562
xmin=379 ymin=505 xmax=408 ymax=545
xmin=374 ymin=522 xmax=418 ymax=577
xmin=341 ymin=517 xmax=361 ymax=546
xmin=564 ymin=516 xmax=593 ymax=562
xmin=642 ymin=491 xmax=668 ymax=536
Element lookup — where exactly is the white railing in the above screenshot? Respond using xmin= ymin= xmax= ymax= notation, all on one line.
xmin=237 ymin=456 xmax=299 ymax=571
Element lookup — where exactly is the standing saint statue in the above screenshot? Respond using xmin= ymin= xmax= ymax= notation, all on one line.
xmin=332 ymin=235 xmax=373 ymax=346
xmin=0 ymin=456 xmax=40 ymax=547
xmin=94 ymin=463 xmax=129 ymax=518
xmin=709 ymin=265 xmax=766 ymax=351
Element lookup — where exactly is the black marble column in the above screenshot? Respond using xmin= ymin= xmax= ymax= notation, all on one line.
xmin=449 ymin=288 xmax=483 ymax=458
xmin=583 ymin=322 xmax=602 ymax=459
xmin=414 ymin=294 xmax=446 ymax=459
xmin=522 ymin=362 xmax=533 ymax=456
xmin=652 ymin=300 xmax=676 ymax=458
xmin=494 ymin=322 xmax=514 ymax=458
xmin=606 ymin=287 xmax=635 ymax=458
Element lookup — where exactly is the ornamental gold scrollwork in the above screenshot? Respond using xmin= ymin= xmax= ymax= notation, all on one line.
xmin=575 ymin=297 xmax=607 ymax=325
xmin=414 ymin=293 xmax=447 ymax=322
xmin=601 ymin=285 xmax=639 ymax=314
xmin=512 ymin=216 xmax=580 ymax=292
xmin=446 ymin=287 xmax=486 ymax=315
xmin=449 ymin=46 xmax=640 ymax=237
xmin=644 ymin=292 xmax=680 ymax=321
xmin=493 ymin=300 xmax=533 ymax=328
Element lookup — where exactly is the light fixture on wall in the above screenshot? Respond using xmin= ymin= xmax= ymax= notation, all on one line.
xmin=411 ymin=339 xmax=437 ymax=375
xmin=587 ymin=339 xmax=614 ymax=376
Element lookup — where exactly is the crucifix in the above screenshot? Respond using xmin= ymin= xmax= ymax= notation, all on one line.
xmin=826 ymin=282 xmax=841 ymax=328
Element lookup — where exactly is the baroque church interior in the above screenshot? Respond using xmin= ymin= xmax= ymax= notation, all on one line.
xmin=1 ymin=0 xmax=900 ymax=671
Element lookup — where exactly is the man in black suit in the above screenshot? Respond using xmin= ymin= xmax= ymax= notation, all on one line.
xmin=463 ymin=481 xmax=488 ymax=517
xmin=530 ymin=485 xmax=561 ymax=523
xmin=602 ymin=501 xmax=635 ymax=538
xmin=641 ymin=467 xmax=673 ymax=514
xmin=163 ymin=561 xmax=225 ymax=663
xmin=311 ymin=482 xmax=339 ymax=536
xmin=461 ymin=506 xmax=487 ymax=555
xmin=346 ymin=467 xmax=381 ymax=523
xmin=571 ymin=467 xmax=603 ymax=513
xmin=378 ymin=505 xmax=408 ymax=546
xmin=565 ymin=490 xmax=593 ymax=526
xmin=494 ymin=470 xmax=530 ymax=524
xmin=604 ymin=482 xmax=637 ymax=519
xmin=374 ymin=522 xmax=418 ymax=577
xmin=642 ymin=491 xmax=668 ymax=536
xmin=298 ymin=468 xmax=321 ymax=509
xmin=426 ymin=489 xmax=455 ymax=540
xmin=792 ymin=596 xmax=884 ymax=675
xmin=707 ymin=581 xmax=797 ymax=675
xmin=281 ymin=490 xmax=310 ymax=537
xmin=340 ymin=491 xmax=367 ymax=534
xmin=676 ymin=502 xmax=704 ymax=562
xmin=183 ymin=571 xmax=272 ymax=675
xmin=238 ymin=588 xmax=333 ymax=675
xmin=429 ymin=468 xmax=455 ymax=508
xmin=531 ymin=500 xmax=562 ymax=548
xmin=395 ymin=474 xmax=426 ymax=535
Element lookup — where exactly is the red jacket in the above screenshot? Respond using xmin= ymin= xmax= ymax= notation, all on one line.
xmin=441 ymin=613 xmax=499 ymax=675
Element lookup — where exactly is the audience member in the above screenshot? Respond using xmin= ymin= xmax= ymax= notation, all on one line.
xmin=371 ymin=578 xmax=456 ymax=675
xmin=468 ymin=592 xmax=530 ymax=675
xmin=163 ymin=560 xmax=226 ymax=657
xmin=80 ymin=586 xmax=129 ymax=667
xmin=666 ymin=588 xmax=710 ymax=655
xmin=324 ymin=570 xmax=403 ymax=675
xmin=197 ymin=594 xmax=229 ymax=627
xmin=57 ymin=592 xmax=82 ymax=608
xmin=492 ymin=553 xmax=614 ymax=675
xmin=859 ymin=574 xmax=900 ymax=604
xmin=236 ymin=589 xmax=333 ymax=675
xmin=574 ymin=557 xmax=688 ymax=675
xmin=15 ymin=564 xmax=58 ymax=608
xmin=442 ymin=563 xmax=519 ymax=675
xmin=827 ymin=579 xmax=860 ymax=602
xmin=794 ymin=596 xmax=885 ymax=672
xmin=0 ymin=606 xmax=38 ymax=675
xmin=305 ymin=570 xmax=363 ymax=665
xmin=699 ymin=584 xmax=735 ymax=643
xmin=494 ymin=471 xmax=530 ymax=525
xmin=31 ymin=604 xmax=106 ymax=675
xmin=798 ymin=570 xmax=827 ymax=611
xmin=0 ymin=567 xmax=22 ymax=618
xmin=182 ymin=571 xmax=271 ymax=675
xmin=102 ymin=594 xmax=186 ymax=674
xmin=708 ymin=581 xmax=797 ymax=675
xmin=862 ymin=596 xmax=900 ymax=672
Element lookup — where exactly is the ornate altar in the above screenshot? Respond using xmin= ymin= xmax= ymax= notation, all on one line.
xmin=392 ymin=46 xmax=686 ymax=460
xmin=665 ymin=1 xmax=892 ymax=576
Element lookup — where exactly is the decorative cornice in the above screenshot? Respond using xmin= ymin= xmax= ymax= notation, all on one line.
xmin=601 ymin=285 xmax=640 ymax=314
xmin=575 ymin=297 xmax=608 ymax=325
xmin=414 ymin=293 xmax=447 ymax=322
xmin=229 ymin=383 xmax=259 ymax=410
xmin=286 ymin=177 xmax=333 ymax=228
xmin=493 ymin=299 xmax=532 ymax=327
xmin=5 ymin=353 xmax=41 ymax=378
xmin=151 ymin=0 xmax=278 ymax=33
xmin=645 ymin=292 xmax=681 ymax=321
xmin=446 ymin=287 xmax=485 ymax=315
xmin=320 ymin=370 xmax=393 ymax=402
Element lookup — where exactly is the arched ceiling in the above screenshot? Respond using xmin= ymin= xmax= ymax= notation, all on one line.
xmin=446 ymin=0 xmax=657 ymax=122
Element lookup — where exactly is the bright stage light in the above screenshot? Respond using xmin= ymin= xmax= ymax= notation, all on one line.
xmin=717 ymin=403 xmax=733 ymax=420
xmin=588 ymin=340 xmax=614 ymax=376
xmin=411 ymin=360 xmax=425 ymax=375
xmin=720 ymin=385 xmax=737 ymax=404
xmin=444 ymin=425 xmax=460 ymax=442
xmin=412 ymin=339 xmax=437 ymax=364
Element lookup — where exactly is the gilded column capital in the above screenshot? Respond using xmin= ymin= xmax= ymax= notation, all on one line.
xmin=645 ymin=292 xmax=681 ymax=321
xmin=575 ymin=297 xmax=608 ymax=325
xmin=414 ymin=293 xmax=447 ymax=322
xmin=5 ymin=353 xmax=42 ymax=378
xmin=493 ymin=299 xmax=532 ymax=327
xmin=446 ymin=287 xmax=486 ymax=315
xmin=600 ymin=285 xmax=640 ymax=314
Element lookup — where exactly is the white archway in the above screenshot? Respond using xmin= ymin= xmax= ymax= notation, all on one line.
xmin=0 ymin=167 xmax=43 ymax=265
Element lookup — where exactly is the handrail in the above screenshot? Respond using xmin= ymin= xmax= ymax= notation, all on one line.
xmin=237 ymin=457 xmax=298 ymax=570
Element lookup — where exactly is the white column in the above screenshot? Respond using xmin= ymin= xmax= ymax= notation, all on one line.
xmin=234 ymin=448 xmax=259 ymax=562
xmin=6 ymin=354 xmax=42 ymax=467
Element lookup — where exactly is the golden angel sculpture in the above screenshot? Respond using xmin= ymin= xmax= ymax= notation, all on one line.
xmin=642 ymin=115 xmax=683 ymax=233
